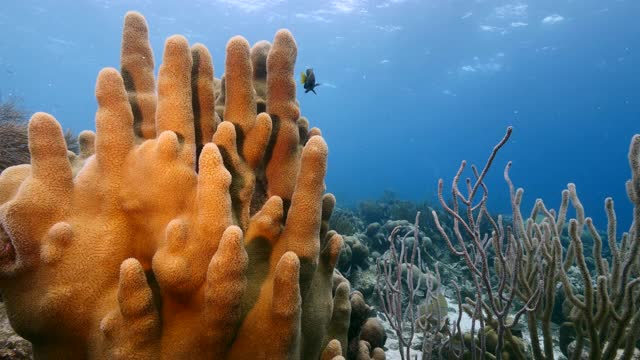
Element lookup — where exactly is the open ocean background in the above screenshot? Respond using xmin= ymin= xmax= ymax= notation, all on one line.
xmin=1 ymin=0 xmax=638 ymax=230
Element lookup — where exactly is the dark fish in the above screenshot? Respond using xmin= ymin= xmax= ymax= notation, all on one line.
xmin=300 ymin=68 xmax=320 ymax=94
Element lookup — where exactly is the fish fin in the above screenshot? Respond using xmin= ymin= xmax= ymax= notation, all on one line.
xmin=300 ymin=72 xmax=307 ymax=85
xmin=311 ymin=88 xmax=317 ymax=95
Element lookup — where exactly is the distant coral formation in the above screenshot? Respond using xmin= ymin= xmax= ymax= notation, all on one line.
xmin=0 ymin=12 xmax=384 ymax=359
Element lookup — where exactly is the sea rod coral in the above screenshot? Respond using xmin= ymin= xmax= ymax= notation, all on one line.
xmin=0 ymin=11 xmax=381 ymax=359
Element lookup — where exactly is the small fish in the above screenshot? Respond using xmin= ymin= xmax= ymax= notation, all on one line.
xmin=300 ymin=68 xmax=321 ymax=95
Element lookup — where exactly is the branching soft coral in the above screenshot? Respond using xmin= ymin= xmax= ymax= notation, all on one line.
xmin=0 ymin=11 xmax=377 ymax=360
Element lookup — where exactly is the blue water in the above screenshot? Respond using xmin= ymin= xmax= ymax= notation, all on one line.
xmin=1 ymin=0 xmax=639 ymax=230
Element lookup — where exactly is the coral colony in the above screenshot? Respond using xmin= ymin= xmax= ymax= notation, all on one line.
xmin=0 ymin=10 xmax=638 ymax=360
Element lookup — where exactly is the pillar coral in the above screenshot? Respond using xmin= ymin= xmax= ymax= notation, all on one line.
xmin=0 ymin=11 xmax=382 ymax=360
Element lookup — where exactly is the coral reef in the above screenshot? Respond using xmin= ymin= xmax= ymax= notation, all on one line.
xmin=330 ymin=207 xmax=365 ymax=236
xmin=398 ymin=128 xmax=639 ymax=359
xmin=0 ymin=11 xmax=383 ymax=359
xmin=361 ymin=128 xmax=640 ymax=360
xmin=3 ymin=8 xmax=637 ymax=360
xmin=348 ymin=292 xmax=387 ymax=359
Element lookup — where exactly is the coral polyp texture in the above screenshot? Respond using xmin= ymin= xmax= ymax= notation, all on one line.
xmin=0 ymin=11 xmax=380 ymax=360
